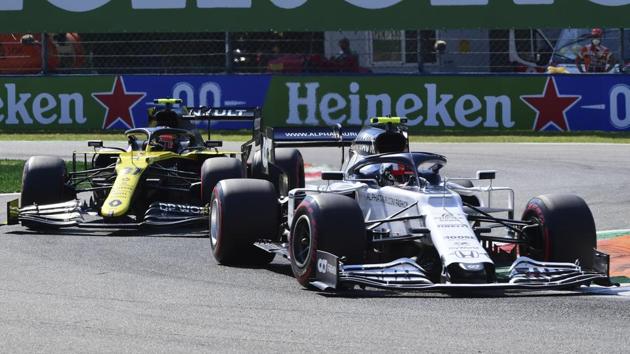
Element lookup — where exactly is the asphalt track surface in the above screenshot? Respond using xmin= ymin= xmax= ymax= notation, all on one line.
xmin=1 ymin=141 xmax=630 ymax=353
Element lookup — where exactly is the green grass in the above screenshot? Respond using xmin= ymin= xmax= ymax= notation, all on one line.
xmin=0 ymin=160 xmax=83 ymax=193
xmin=0 ymin=160 xmax=25 ymax=193
xmin=2 ymin=131 xmax=630 ymax=143
xmin=610 ymin=276 xmax=630 ymax=284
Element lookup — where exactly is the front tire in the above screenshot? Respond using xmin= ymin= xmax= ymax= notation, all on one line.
xmin=289 ymin=194 xmax=366 ymax=287
xmin=521 ymin=194 xmax=596 ymax=269
xmin=210 ymin=179 xmax=278 ymax=265
xmin=21 ymin=156 xmax=75 ymax=230
xmin=21 ymin=156 xmax=73 ymax=207
xmin=457 ymin=179 xmax=481 ymax=207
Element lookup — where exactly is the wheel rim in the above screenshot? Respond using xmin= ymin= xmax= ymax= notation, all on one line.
xmin=210 ymin=198 xmax=220 ymax=249
xmin=521 ymin=215 xmax=547 ymax=260
xmin=292 ymin=215 xmax=312 ymax=268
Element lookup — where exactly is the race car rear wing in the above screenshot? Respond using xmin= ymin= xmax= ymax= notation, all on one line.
xmin=182 ymin=107 xmax=260 ymax=121
xmin=149 ymin=98 xmax=262 ymax=137
xmin=182 ymin=106 xmax=263 ymax=155
xmin=259 ymin=125 xmax=360 ymax=193
xmin=262 ymin=117 xmax=399 ymax=148
xmin=182 ymin=106 xmax=262 ymax=134
xmin=262 ymin=124 xmax=359 ymax=155
xmin=152 ymin=99 xmax=260 ymax=122
xmin=260 ymin=125 xmax=361 ymax=182
xmin=265 ymin=126 xmax=360 ymax=148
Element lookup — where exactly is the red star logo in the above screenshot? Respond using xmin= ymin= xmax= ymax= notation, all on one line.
xmin=520 ymin=77 xmax=580 ymax=131
xmin=92 ymin=76 xmax=146 ymax=129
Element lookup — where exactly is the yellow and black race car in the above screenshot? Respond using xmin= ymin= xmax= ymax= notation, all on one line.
xmin=6 ymin=99 xmax=305 ymax=230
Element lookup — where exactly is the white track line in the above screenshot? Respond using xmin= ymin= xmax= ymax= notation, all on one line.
xmin=597 ymin=229 xmax=630 ymax=235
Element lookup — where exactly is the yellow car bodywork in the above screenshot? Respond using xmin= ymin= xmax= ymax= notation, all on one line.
xmin=93 ymin=147 xmax=238 ymax=218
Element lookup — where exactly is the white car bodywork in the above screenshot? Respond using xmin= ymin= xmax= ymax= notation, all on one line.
xmin=287 ymin=156 xmax=512 ymax=271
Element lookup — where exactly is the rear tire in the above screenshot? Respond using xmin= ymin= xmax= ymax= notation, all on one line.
xmin=289 ymin=194 xmax=366 ymax=287
xmin=201 ymin=157 xmax=244 ymax=204
xmin=274 ymin=148 xmax=305 ymax=192
xmin=521 ymin=194 xmax=596 ymax=269
xmin=251 ymin=149 xmax=304 ymax=196
xmin=210 ymin=179 xmax=278 ymax=265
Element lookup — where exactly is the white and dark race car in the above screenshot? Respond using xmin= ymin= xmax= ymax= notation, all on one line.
xmin=210 ymin=117 xmax=616 ymax=293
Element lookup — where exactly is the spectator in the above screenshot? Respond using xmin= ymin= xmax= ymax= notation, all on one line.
xmin=576 ymin=28 xmax=613 ymax=73
xmin=331 ymin=37 xmax=359 ymax=72
xmin=334 ymin=38 xmax=357 ymax=61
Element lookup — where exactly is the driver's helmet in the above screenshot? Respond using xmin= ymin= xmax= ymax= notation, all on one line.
xmin=378 ymin=163 xmax=413 ymax=187
xmin=157 ymin=133 xmax=177 ymax=151
xmin=591 ymin=28 xmax=603 ymax=38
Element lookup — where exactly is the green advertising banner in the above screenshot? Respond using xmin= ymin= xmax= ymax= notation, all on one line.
xmin=0 ymin=1 xmax=628 ymax=33
xmin=0 ymin=76 xmax=116 ymax=131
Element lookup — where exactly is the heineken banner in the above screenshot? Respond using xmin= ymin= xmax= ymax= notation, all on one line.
xmin=0 ymin=74 xmax=628 ymax=132
xmin=263 ymin=75 xmax=630 ymax=132
xmin=0 ymin=1 xmax=628 ymax=32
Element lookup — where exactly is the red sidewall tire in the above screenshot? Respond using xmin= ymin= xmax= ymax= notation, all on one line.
xmin=289 ymin=200 xmax=319 ymax=287
xmin=289 ymin=194 xmax=366 ymax=288
xmin=521 ymin=194 xmax=596 ymax=269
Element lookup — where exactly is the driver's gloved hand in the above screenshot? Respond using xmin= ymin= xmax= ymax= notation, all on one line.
xmin=378 ymin=164 xmax=396 ymax=187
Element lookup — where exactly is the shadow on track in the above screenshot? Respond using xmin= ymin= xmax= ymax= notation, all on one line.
xmin=265 ymin=262 xmax=294 ymax=277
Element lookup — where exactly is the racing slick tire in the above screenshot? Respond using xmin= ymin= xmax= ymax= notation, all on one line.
xmin=289 ymin=194 xmax=366 ymax=288
xmin=251 ymin=149 xmax=305 ymax=196
xmin=274 ymin=148 xmax=305 ymax=192
xmin=201 ymin=157 xmax=244 ymax=204
xmin=210 ymin=179 xmax=278 ymax=266
xmin=521 ymin=194 xmax=596 ymax=269
xmin=457 ymin=179 xmax=481 ymax=207
xmin=21 ymin=156 xmax=75 ymax=230
xmin=21 ymin=156 xmax=73 ymax=207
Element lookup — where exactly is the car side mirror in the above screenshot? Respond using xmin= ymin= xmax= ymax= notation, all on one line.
xmin=88 ymin=140 xmax=103 ymax=148
xmin=321 ymin=171 xmax=344 ymax=181
xmin=476 ymin=170 xmax=496 ymax=180
xmin=205 ymin=140 xmax=223 ymax=148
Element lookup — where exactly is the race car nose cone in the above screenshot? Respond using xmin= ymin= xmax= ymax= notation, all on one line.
xmin=459 ymin=263 xmax=485 ymax=272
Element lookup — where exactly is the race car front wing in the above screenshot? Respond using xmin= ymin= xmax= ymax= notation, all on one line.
xmin=311 ymin=250 xmax=616 ymax=292
xmin=9 ymin=199 xmax=207 ymax=229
